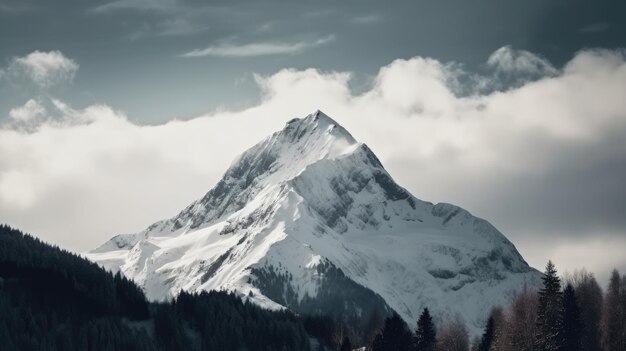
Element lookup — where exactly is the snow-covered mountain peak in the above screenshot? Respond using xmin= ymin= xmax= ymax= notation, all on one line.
xmin=270 ymin=109 xmax=358 ymax=161
xmin=297 ymin=109 xmax=355 ymax=142
xmin=87 ymin=110 xmax=541 ymax=336
xmin=161 ymin=110 xmax=364 ymax=233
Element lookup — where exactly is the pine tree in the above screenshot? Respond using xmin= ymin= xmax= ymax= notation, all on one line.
xmin=478 ymin=316 xmax=495 ymax=351
xmin=372 ymin=313 xmax=413 ymax=351
xmin=535 ymin=260 xmax=564 ymax=351
xmin=602 ymin=269 xmax=625 ymax=351
xmin=621 ymin=275 xmax=626 ymax=350
xmin=415 ymin=308 xmax=437 ymax=351
xmin=568 ymin=269 xmax=602 ymax=351
xmin=0 ymin=320 xmax=15 ymax=351
xmin=561 ymin=283 xmax=582 ymax=351
xmin=340 ymin=336 xmax=353 ymax=351
xmin=373 ymin=332 xmax=384 ymax=351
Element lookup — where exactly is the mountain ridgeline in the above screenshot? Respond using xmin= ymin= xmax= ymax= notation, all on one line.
xmin=88 ymin=110 xmax=542 ymax=336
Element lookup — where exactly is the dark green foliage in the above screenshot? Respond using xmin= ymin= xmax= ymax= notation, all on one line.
xmin=114 ymin=272 xmax=150 ymax=320
xmin=414 ymin=308 xmax=437 ymax=351
xmin=302 ymin=315 xmax=337 ymax=348
xmin=478 ymin=316 xmax=495 ymax=351
xmin=0 ymin=225 xmax=311 ymax=351
xmin=535 ymin=260 xmax=564 ymax=351
xmin=0 ymin=224 xmax=149 ymax=320
xmin=372 ymin=313 xmax=413 ymax=351
xmin=570 ymin=271 xmax=603 ymax=351
xmin=174 ymin=290 xmax=311 ymax=351
xmin=340 ymin=336 xmax=352 ymax=351
xmin=0 ymin=226 xmax=154 ymax=351
xmin=561 ymin=284 xmax=582 ymax=351
xmin=154 ymin=304 xmax=191 ymax=351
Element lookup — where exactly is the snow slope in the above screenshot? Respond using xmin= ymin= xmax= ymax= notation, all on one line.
xmin=87 ymin=110 xmax=541 ymax=335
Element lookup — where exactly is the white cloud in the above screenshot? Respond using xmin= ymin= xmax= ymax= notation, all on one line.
xmin=579 ymin=22 xmax=610 ymax=33
xmin=9 ymin=99 xmax=46 ymax=122
xmin=181 ymin=35 xmax=335 ymax=58
xmin=160 ymin=18 xmax=207 ymax=36
xmin=7 ymin=50 xmax=78 ymax=89
xmin=351 ymin=14 xmax=383 ymax=25
xmin=92 ymin=0 xmax=175 ymax=13
xmin=487 ymin=45 xmax=558 ymax=77
xmin=127 ymin=18 xmax=208 ymax=40
xmin=1 ymin=48 xmax=625 ymax=279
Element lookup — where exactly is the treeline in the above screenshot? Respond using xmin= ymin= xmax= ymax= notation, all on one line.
xmin=0 ymin=225 xmax=310 ymax=351
xmin=363 ymin=261 xmax=626 ymax=351
xmin=154 ymin=291 xmax=310 ymax=351
xmin=3 ymin=223 xmax=626 ymax=351
xmin=471 ymin=261 xmax=626 ymax=351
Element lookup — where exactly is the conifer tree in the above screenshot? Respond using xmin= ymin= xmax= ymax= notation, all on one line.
xmin=415 ymin=308 xmax=437 ymax=351
xmin=340 ymin=336 xmax=353 ymax=351
xmin=535 ymin=260 xmax=563 ymax=351
xmin=602 ymin=269 xmax=625 ymax=351
xmin=561 ymin=283 xmax=582 ymax=351
xmin=568 ymin=269 xmax=602 ymax=351
xmin=478 ymin=316 xmax=495 ymax=351
xmin=372 ymin=313 xmax=413 ymax=351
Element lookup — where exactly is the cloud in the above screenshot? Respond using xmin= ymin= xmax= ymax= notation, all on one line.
xmin=351 ymin=14 xmax=383 ymax=25
xmin=9 ymin=99 xmax=46 ymax=122
xmin=160 ymin=18 xmax=207 ymax=36
xmin=92 ymin=0 xmax=176 ymax=13
xmin=1 ymin=47 xmax=625 ymax=280
xmin=181 ymin=35 xmax=336 ymax=58
xmin=579 ymin=22 xmax=610 ymax=33
xmin=6 ymin=50 xmax=78 ymax=89
xmin=128 ymin=18 xmax=208 ymax=40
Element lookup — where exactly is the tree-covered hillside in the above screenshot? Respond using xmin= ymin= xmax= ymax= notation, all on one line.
xmin=0 ymin=225 xmax=310 ymax=351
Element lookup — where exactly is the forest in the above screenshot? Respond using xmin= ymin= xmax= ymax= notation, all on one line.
xmin=0 ymin=225 xmax=310 ymax=351
xmin=1 ymin=224 xmax=625 ymax=351
xmin=368 ymin=260 xmax=626 ymax=351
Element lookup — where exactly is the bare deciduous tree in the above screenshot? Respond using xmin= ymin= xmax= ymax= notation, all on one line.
xmin=489 ymin=306 xmax=509 ymax=351
xmin=506 ymin=285 xmax=538 ymax=351
xmin=566 ymin=269 xmax=603 ymax=351
xmin=436 ymin=315 xmax=469 ymax=351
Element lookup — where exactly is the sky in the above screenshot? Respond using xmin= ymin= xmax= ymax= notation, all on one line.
xmin=1 ymin=0 xmax=625 ymax=284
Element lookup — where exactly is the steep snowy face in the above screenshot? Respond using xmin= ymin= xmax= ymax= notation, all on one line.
xmin=87 ymin=110 xmax=541 ymax=336
xmin=170 ymin=111 xmax=359 ymax=231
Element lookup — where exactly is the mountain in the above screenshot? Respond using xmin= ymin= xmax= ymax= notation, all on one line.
xmin=87 ymin=110 xmax=541 ymax=335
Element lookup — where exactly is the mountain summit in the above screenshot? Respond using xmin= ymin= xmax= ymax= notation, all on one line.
xmin=88 ymin=110 xmax=541 ymax=335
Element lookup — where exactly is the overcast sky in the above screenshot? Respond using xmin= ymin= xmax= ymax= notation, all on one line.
xmin=1 ymin=0 xmax=625 ymax=284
